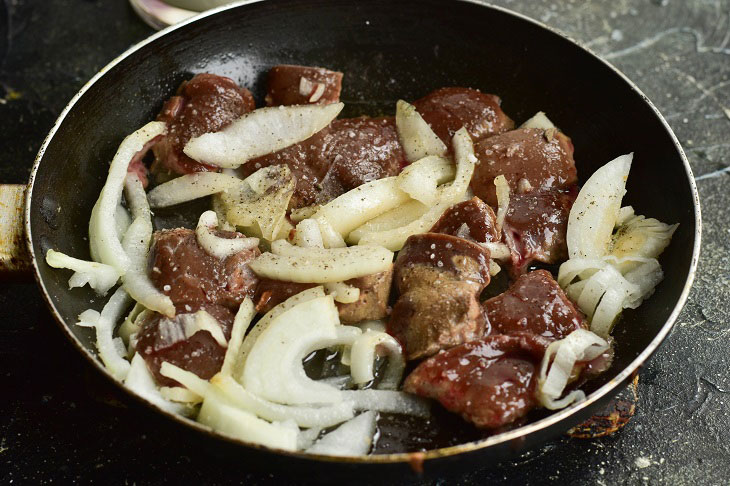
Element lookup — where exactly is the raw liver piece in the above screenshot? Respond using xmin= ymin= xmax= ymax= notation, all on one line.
xmin=265 ymin=64 xmax=343 ymax=106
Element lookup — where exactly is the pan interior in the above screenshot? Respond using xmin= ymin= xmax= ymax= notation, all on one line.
xmin=28 ymin=0 xmax=697 ymax=461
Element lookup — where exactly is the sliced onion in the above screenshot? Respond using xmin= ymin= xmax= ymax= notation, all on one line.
xmin=312 ymin=177 xmax=411 ymax=237
xmin=341 ymin=390 xmax=431 ymax=417
xmin=610 ymin=215 xmax=678 ymax=271
xmin=297 ymin=427 xmax=323 ymax=450
xmin=147 ymin=172 xmax=244 ymax=208
xmin=567 ymin=153 xmax=632 ymax=259
xmin=119 ymin=303 xmax=149 ymax=349
xmin=397 ymin=155 xmax=455 ymax=206
xmin=350 ymin=330 xmax=404 ymax=389
xmin=184 ymin=103 xmax=344 ymax=169
xmin=440 ymin=127 xmax=477 ymax=202
xmin=242 ymin=295 xmax=361 ymax=405
xmin=198 ymin=387 xmax=299 ymax=451
xmin=45 ymin=249 xmax=120 ymax=296
xmin=125 ymin=353 xmax=188 ymax=414
xmin=211 ymin=194 xmax=236 ymax=232
xmin=121 ymin=216 xmax=175 ymax=317
xmin=292 ymin=218 xmax=324 ymax=248
xmin=356 ymin=200 xmax=452 ymax=251
xmin=494 ymin=174 xmax=510 ymax=234
xmin=347 ymin=200 xmax=429 ymax=244
xmin=324 ymin=281 xmax=360 ymax=304
xmin=307 ymin=411 xmax=377 ymax=456
xmin=195 ymin=211 xmax=259 ymax=259
xmin=290 ymin=205 xmax=320 ymax=223
xmin=251 ymin=241 xmax=393 ymax=283
xmin=520 ymin=111 xmax=556 ymax=130
xmin=159 ymin=361 xmax=211 ymax=397
xmin=220 ymin=165 xmax=295 ymax=241
xmin=238 ymin=287 xmax=327 ymax=373
xmin=537 ymin=329 xmax=608 ymax=410
xmin=395 ymin=99 xmax=447 ymax=162
xmin=220 ymin=297 xmax=255 ymax=378
xmin=86 ymin=286 xmax=133 ymax=380
xmin=482 ymin=241 xmax=511 ymax=260
xmin=115 ymin=205 xmax=131 ymax=240
xmin=313 ymin=216 xmax=347 ymax=248
xmin=159 ymin=386 xmax=203 ymax=404
xmin=89 ymin=121 xmax=165 ymax=274
xmin=211 ymin=374 xmax=355 ymax=429
xmin=123 ymin=172 xmax=151 ymax=220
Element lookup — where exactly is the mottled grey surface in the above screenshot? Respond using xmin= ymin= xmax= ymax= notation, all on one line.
xmin=1 ymin=0 xmax=729 ymax=484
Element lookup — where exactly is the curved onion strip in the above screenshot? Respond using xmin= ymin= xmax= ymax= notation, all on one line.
xmin=557 ymin=258 xmax=607 ymax=288
xmin=198 ymin=387 xmax=299 ymax=451
xmin=297 ymin=427 xmax=323 ymax=450
xmin=574 ymin=266 xmax=633 ymax=319
xmin=622 ymin=257 xmax=664 ymax=308
xmin=350 ymin=330 xmax=404 ymax=390
xmin=347 ymin=200 xmax=429 ymax=244
xmin=341 ymin=390 xmax=431 ymax=418
xmin=312 ymin=177 xmax=411 ymax=237
xmin=319 ymin=375 xmax=353 ymax=390
xmin=123 ymin=173 xmax=151 ymax=220
xmin=89 ymin=121 xmax=165 ymax=274
xmin=211 ymin=194 xmax=236 ymax=232
xmin=356 ymin=200 xmax=451 ymax=251
xmin=314 ymin=216 xmax=346 ymax=248
xmin=121 ymin=216 xmax=175 ymax=317
xmin=160 ymin=386 xmax=203 ymax=404
xmin=482 ymin=241 xmax=511 ymax=260
xmin=567 ymin=153 xmax=632 ymax=259
xmin=238 ymin=287 xmax=326 ymax=374
xmin=610 ymin=215 xmax=678 ymax=272
xmin=115 ymin=205 xmax=131 ymax=240
xmin=494 ymin=175 xmax=510 ymax=235
xmin=520 ymin=111 xmax=556 ymax=130
xmin=324 ymin=281 xmax=360 ymax=304
xmin=564 ymin=279 xmax=588 ymax=304
xmin=220 ymin=297 xmax=255 ymax=378
xmin=159 ymin=361 xmax=211 ymax=397
xmin=84 ymin=286 xmax=133 ymax=380
xmin=589 ymin=287 xmax=627 ymax=338
xmin=76 ymin=309 xmax=100 ymax=328
xmin=147 ymin=172 xmax=244 ymax=208
xmin=125 ymin=354 xmax=188 ymax=414
xmin=395 ymin=99 xmax=447 ymax=162
xmin=290 ymin=205 xmax=320 ymax=223
xmin=292 ymin=218 xmax=324 ymax=248
xmin=251 ymin=241 xmax=393 ymax=283
xmin=307 ymin=411 xmax=377 ymax=456
xmin=195 ymin=211 xmax=259 ymax=259
xmin=119 ymin=302 xmax=147 ymax=346
xmin=355 ymin=320 xmax=387 ymax=334
xmin=537 ymin=329 xmax=608 ymax=410
xmin=440 ymin=127 xmax=477 ymax=202
xmin=183 ymin=311 xmax=228 ymax=348
xmin=242 ymin=295 xmax=361 ymax=405
xmin=396 ymin=155 xmax=454 ymax=205
xmin=184 ymin=103 xmax=343 ymax=169
xmin=211 ymin=374 xmax=355 ymax=429
xmin=45 ymin=249 xmax=120 ymax=296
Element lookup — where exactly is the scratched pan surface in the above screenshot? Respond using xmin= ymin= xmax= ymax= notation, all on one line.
xmin=25 ymin=0 xmax=700 ymax=479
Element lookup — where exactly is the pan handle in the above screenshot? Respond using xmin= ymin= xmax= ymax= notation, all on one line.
xmin=0 ymin=184 xmax=32 ymax=279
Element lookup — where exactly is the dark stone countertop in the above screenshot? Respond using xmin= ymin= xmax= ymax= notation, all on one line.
xmin=1 ymin=0 xmax=729 ymax=484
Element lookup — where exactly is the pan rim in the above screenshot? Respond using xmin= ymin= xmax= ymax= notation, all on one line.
xmin=24 ymin=0 xmax=702 ymax=466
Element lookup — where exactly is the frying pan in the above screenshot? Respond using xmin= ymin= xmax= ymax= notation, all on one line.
xmin=0 ymin=0 xmax=700 ymax=479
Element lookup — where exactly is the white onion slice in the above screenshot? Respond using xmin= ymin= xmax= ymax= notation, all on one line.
xmin=341 ymin=390 xmax=431 ymax=417
xmin=159 ymin=386 xmax=203 ymax=404
xmin=251 ymin=241 xmax=393 ymax=283
xmin=350 ymin=330 xmax=404 ymax=389
xmin=313 ymin=216 xmax=347 ymax=248
xmin=297 ymin=427 xmax=323 ymax=450
xmin=520 ymin=111 xmax=556 ymax=130
xmin=610 ymin=215 xmax=678 ymax=272
xmin=211 ymin=374 xmax=355 ymax=429
xmin=242 ymin=295 xmax=360 ymax=405
xmin=395 ymin=100 xmax=447 ymax=162
xmin=123 ymin=173 xmax=151 ymax=220
xmin=482 ymin=241 xmax=511 ymax=260
xmin=290 ymin=205 xmax=320 ymax=223
xmin=121 ymin=216 xmax=175 ymax=317
xmin=125 ymin=354 xmax=188 ymax=414
xmin=238 ymin=287 xmax=327 ymax=373
xmin=115 ymin=205 xmax=131 ymax=240
xmin=292 ymin=218 xmax=324 ymax=248
xmin=184 ymin=103 xmax=343 ymax=169
xmin=307 ymin=411 xmax=377 ymax=456
xmin=567 ymin=153 xmax=632 ymax=259
xmin=441 ymin=127 xmax=478 ymax=202
xmin=45 ymin=249 xmax=120 ymax=296
xmin=198 ymin=388 xmax=299 ymax=451
xmin=397 ymin=155 xmax=455 ymax=206
xmin=347 ymin=200 xmax=429 ymax=244
xmin=83 ymin=286 xmax=133 ymax=380
xmin=312 ymin=177 xmax=411 ymax=237
xmin=195 ymin=211 xmax=259 ymax=259
xmin=494 ymin=174 xmax=510 ymax=235
xmin=220 ymin=297 xmax=255 ymax=378
xmin=324 ymin=281 xmax=360 ymax=304
xmin=147 ymin=172 xmax=244 ymax=208
xmin=159 ymin=361 xmax=211 ymax=397
xmin=356 ymin=200 xmax=451 ymax=251
xmin=537 ymin=329 xmax=609 ymax=410
xmin=89 ymin=121 xmax=165 ymax=274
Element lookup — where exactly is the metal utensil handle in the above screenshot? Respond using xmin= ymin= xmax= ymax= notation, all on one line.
xmin=0 ymin=184 xmax=32 ymax=277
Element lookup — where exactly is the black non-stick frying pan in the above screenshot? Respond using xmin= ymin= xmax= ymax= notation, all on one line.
xmin=1 ymin=0 xmax=700 ymax=479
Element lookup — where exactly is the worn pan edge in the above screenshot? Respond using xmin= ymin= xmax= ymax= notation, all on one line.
xmin=23 ymin=0 xmax=702 ymax=467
